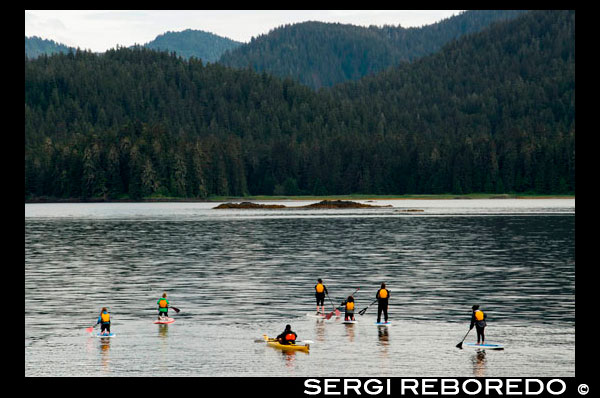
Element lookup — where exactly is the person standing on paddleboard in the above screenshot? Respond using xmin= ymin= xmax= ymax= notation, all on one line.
xmin=376 ymin=283 xmax=390 ymax=323
xmin=157 ymin=292 xmax=169 ymax=320
xmin=96 ymin=307 xmax=111 ymax=335
xmin=276 ymin=324 xmax=298 ymax=345
xmin=341 ymin=295 xmax=356 ymax=321
xmin=315 ymin=279 xmax=328 ymax=315
xmin=470 ymin=305 xmax=487 ymax=344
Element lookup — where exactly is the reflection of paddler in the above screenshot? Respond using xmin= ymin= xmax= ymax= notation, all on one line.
xmin=340 ymin=296 xmax=355 ymax=321
xmin=314 ymin=279 xmax=328 ymax=315
xmin=376 ymin=283 xmax=390 ymax=323
xmin=470 ymin=305 xmax=487 ymax=345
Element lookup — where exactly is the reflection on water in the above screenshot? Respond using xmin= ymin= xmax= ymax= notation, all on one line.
xmin=344 ymin=323 xmax=356 ymax=342
xmin=472 ymin=351 xmax=487 ymax=377
xmin=98 ymin=337 xmax=111 ymax=371
xmin=158 ymin=324 xmax=169 ymax=339
xmin=25 ymin=201 xmax=574 ymax=377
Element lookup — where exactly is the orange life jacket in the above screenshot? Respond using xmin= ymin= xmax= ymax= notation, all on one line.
xmin=159 ymin=298 xmax=168 ymax=308
xmin=285 ymin=333 xmax=296 ymax=341
xmin=379 ymin=289 xmax=388 ymax=299
xmin=346 ymin=302 xmax=355 ymax=311
xmin=316 ymin=283 xmax=324 ymax=293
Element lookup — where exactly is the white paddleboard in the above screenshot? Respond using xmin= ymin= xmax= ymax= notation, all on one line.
xmin=154 ymin=317 xmax=175 ymax=324
xmin=307 ymin=313 xmax=339 ymax=319
xmin=375 ymin=321 xmax=391 ymax=326
xmin=463 ymin=342 xmax=504 ymax=350
xmin=342 ymin=320 xmax=357 ymax=324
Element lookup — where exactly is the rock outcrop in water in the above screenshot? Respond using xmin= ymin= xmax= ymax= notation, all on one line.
xmin=213 ymin=202 xmax=286 ymax=209
xmin=213 ymin=200 xmax=392 ymax=209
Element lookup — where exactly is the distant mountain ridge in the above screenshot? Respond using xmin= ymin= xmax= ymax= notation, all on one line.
xmin=25 ymin=36 xmax=76 ymax=58
xmin=141 ymin=29 xmax=242 ymax=62
xmin=219 ymin=10 xmax=528 ymax=88
xmin=25 ymin=10 xmax=574 ymax=200
xmin=26 ymin=29 xmax=242 ymax=63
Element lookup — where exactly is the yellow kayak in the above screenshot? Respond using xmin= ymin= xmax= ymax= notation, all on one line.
xmin=263 ymin=335 xmax=310 ymax=352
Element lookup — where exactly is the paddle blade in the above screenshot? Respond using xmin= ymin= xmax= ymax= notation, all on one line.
xmin=456 ymin=342 xmax=463 ymax=349
xmin=86 ymin=327 xmax=93 ymax=333
xmin=335 ymin=308 xmax=341 ymax=317
xmin=171 ymin=306 xmax=180 ymax=313
xmin=325 ymin=312 xmax=334 ymax=320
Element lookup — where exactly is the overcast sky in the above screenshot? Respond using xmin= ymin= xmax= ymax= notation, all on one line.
xmin=25 ymin=10 xmax=464 ymax=52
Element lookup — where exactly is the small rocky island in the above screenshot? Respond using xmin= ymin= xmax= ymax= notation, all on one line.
xmin=213 ymin=200 xmax=392 ymax=209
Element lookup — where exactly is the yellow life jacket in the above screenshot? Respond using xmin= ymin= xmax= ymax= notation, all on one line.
xmin=159 ymin=298 xmax=168 ymax=308
xmin=379 ymin=289 xmax=388 ymax=299
xmin=346 ymin=302 xmax=355 ymax=311
xmin=316 ymin=283 xmax=324 ymax=293
xmin=475 ymin=310 xmax=484 ymax=321
xmin=101 ymin=312 xmax=110 ymax=323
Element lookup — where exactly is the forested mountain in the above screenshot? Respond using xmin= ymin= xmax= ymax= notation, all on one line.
xmin=219 ymin=10 xmax=527 ymax=89
xmin=24 ymin=10 xmax=574 ymax=201
xmin=141 ymin=29 xmax=242 ymax=62
xmin=25 ymin=36 xmax=75 ymax=59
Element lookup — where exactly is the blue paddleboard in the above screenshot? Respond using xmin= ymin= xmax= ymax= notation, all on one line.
xmin=375 ymin=321 xmax=391 ymax=326
xmin=96 ymin=332 xmax=116 ymax=337
xmin=463 ymin=342 xmax=503 ymax=350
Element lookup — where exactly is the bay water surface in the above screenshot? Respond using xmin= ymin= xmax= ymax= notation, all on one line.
xmin=25 ymin=199 xmax=575 ymax=377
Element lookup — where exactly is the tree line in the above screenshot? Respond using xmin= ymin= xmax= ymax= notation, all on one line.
xmin=25 ymin=10 xmax=574 ymax=200
xmin=219 ymin=10 xmax=527 ymax=89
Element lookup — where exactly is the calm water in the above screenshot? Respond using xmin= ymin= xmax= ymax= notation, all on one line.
xmin=25 ymin=199 xmax=575 ymax=377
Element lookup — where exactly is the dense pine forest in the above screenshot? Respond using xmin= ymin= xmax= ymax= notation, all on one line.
xmin=142 ymin=29 xmax=242 ymax=62
xmin=24 ymin=10 xmax=574 ymax=201
xmin=219 ymin=10 xmax=526 ymax=89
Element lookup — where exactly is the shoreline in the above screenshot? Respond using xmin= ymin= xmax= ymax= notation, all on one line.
xmin=25 ymin=194 xmax=575 ymax=204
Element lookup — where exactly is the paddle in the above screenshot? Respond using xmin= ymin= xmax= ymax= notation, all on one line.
xmin=258 ymin=335 xmax=313 ymax=344
xmin=170 ymin=306 xmax=180 ymax=313
xmin=456 ymin=328 xmax=471 ymax=349
xmin=85 ymin=324 xmax=98 ymax=333
xmin=358 ymin=298 xmax=379 ymax=316
xmin=326 ymin=287 xmax=361 ymax=319
xmin=324 ymin=292 xmax=340 ymax=320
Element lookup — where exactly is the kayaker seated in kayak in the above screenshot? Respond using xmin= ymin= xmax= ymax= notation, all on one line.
xmin=96 ymin=307 xmax=111 ymax=335
xmin=341 ymin=295 xmax=355 ymax=321
xmin=276 ymin=324 xmax=298 ymax=345
xmin=157 ymin=292 xmax=169 ymax=320
xmin=470 ymin=305 xmax=487 ymax=345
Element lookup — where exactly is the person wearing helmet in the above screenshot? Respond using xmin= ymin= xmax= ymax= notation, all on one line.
xmin=470 ymin=305 xmax=487 ymax=344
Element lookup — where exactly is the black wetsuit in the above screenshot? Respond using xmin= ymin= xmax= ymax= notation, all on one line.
xmin=276 ymin=329 xmax=298 ymax=345
xmin=376 ymin=289 xmax=390 ymax=323
xmin=341 ymin=299 xmax=355 ymax=320
xmin=470 ymin=311 xmax=487 ymax=343
xmin=315 ymin=284 xmax=328 ymax=308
